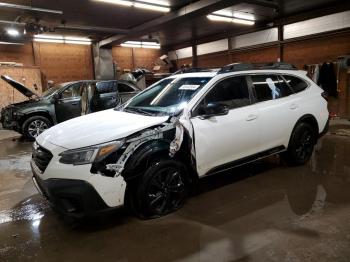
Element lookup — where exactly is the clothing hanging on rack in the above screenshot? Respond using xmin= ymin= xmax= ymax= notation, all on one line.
xmin=318 ymin=62 xmax=338 ymax=97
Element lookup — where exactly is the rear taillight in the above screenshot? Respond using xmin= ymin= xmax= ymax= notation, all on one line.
xmin=321 ymin=92 xmax=328 ymax=101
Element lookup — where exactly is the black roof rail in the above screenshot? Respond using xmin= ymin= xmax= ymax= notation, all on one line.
xmin=218 ymin=62 xmax=297 ymax=74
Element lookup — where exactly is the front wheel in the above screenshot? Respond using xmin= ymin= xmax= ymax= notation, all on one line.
xmin=283 ymin=122 xmax=316 ymax=166
xmin=131 ymin=159 xmax=189 ymax=219
xmin=22 ymin=116 xmax=52 ymax=141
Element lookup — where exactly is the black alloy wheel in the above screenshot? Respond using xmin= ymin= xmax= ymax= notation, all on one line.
xmin=132 ymin=159 xmax=189 ymax=219
xmin=283 ymin=122 xmax=316 ymax=166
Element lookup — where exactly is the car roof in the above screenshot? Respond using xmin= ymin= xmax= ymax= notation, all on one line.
xmin=218 ymin=69 xmax=308 ymax=78
xmin=167 ymin=72 xmax=218 ymax=79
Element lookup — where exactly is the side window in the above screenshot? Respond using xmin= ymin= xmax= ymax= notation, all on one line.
xmin=204 ymin=76 xmax=250 ymax=109
xmin=96 ymin=81 xmax=117 ymax=94
xmin=118 ymin=83 xmax=135 ymax=93
xmin=251 ymin=75 xmax=292 ymax=102
xmin=61 ymin=83 xmax=82 ymax=99
xmin=283 ymin=75 xmax=308 ymax=93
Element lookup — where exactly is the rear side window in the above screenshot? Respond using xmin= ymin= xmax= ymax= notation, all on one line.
xmin=204 ymin=76 xmax=250 ymax=109
xmin=96 ymin=81 xmax=117 ymax=94
xmin=251 ymin=75 xmax=293 ymax=102
xmin=283 ymin=75 xmax=308 ymax=93
xmin=118 ymin=83 xmax=135 ymax=93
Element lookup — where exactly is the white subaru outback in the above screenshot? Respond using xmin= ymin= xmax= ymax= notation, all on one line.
xmin=31 ymin=63 xmax=329 ymax=218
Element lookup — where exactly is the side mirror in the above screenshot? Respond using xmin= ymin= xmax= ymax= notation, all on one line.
xmin=198 ymin=102 xmax=229 ymax=119
xmin=50 ymin=93 xmax=60 ymax=103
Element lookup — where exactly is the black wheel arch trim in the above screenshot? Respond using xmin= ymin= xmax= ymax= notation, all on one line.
xmin=288 ymin=114 xmax=319 ymax=147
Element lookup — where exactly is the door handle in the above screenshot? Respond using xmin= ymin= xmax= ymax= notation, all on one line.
xmin=71 ymin=102 xmax=79 ymax=105
xmin=246 ymin=114 xmax=258 ymax=121
xmin=289 ymin=103 xmax=298 ymax=110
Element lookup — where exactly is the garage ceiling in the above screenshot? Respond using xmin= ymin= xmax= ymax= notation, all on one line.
xmin=0 ymin=0 xmax=348 ymax=48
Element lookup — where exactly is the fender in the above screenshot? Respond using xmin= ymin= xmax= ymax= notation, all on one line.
xmin=288 ymin=114 xmax=319 ymax=147
xmin=19 ymin=109 xmax=57 ymax=125
xmin=122 ymin=139 xmax=172 ymax=180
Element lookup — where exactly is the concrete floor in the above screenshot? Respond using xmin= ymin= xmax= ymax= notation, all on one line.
xmin=0 ymin=123 xmax=350 ymax=262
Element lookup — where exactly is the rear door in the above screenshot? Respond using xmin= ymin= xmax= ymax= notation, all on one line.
xmin=94 ymin=81 xmax=119 ymax=111
xmin=191 ymin=75 xmax=260 ymax=176
xmin=118 ymin=82 xmax=139 ymax=103
xmin=55 ymin=82 xmax=82 ymax=122
xmin=248 ymin=74 xmax=296 ymax=151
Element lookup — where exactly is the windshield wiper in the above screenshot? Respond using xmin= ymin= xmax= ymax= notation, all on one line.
xmin=124 ymin=107 xmax=153 ymax=116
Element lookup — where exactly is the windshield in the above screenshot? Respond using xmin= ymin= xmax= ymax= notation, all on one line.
xmin=42 ymin=84 xmax=64 ymax=98
xmin=123 ymin=77 xmax=211 ymax=116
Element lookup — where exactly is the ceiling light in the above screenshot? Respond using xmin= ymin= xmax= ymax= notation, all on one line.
xmin=207 ymin=14 xmax=233 ymax=22
xmin=138 ymin=0 xmax=170 ymax=6
xmin=7 ymin=29 xmax=20 ymax=36
xmin=207 ymin=14 xmax=255 ymax=25
xmin=233 ymin=12 xmax=255 ymax=21
xmin=34 ymin=34 xmax=92 ymax=45
xmin=232 ymin=18 xmax=255 ymax=25
xmin=122 ymin=41 xmax=160 ymax=49
xmin=95 ymin=0 xmax=133 ymax=6
xmin=134 ymin=2 xmax=169 ymax=12
xmin=0 ymin=41 xmax=24 ymax=45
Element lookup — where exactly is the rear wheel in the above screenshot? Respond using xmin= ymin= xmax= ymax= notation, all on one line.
xmin=131 ymin=159 xmax=189 ymax=219
xmin=283 ymin=122 xmax=316 ymax=166
xmin=22 ymin=116 xmax=52 ymax=141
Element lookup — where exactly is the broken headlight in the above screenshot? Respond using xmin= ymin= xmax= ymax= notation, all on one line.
xmin=59 ymin=140 xmax=125 ymax=165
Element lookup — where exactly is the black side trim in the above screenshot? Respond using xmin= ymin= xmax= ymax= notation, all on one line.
xmin=205 ymin=146 xmax=286 ymax=176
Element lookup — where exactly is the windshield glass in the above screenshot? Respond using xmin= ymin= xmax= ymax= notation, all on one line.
xmin=42 ymin=84 xmax=64 ymax=97
xmin=123 ymin=77 xmax=211 ymax=116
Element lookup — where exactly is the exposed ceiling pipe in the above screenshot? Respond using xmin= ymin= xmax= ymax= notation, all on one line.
xmin=0 ymin=2 xmax=63 ymax=14
xmin=55 ymin=25 xmax=128 ymax=34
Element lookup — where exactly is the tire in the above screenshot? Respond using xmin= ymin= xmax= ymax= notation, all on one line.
xmin=283 ymin=122 xmax=316 ymax=166
xmin=130 ymin=159 xmax=189 ymax=219
xmin=22 ymin=116 xmax=52 ymax=141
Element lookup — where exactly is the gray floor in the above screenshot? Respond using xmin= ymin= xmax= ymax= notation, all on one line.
xmin=0 ymin=123 xmax=350 ymax=262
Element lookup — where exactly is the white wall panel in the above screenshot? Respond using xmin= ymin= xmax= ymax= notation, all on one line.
xmin=168 ymin=46 xmax=192 ymax=60
xmin=197 ymin=39 xmax=228 ymax=56
xmin=284 ymin=11 xmax=350 ymax=39
xmin=231 ymin=28 xmax=278 ymax=49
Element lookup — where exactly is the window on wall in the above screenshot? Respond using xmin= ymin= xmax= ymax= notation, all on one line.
xmin=251 ymin=75 xmax=293 ymax=102
xmin=204 ymin=76 xmax=250 ymax=109
xmin=283 ymin=75 xmax=308 ymax=93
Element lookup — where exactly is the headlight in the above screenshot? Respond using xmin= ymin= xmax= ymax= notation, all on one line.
xmin=59 ymin=140 xmax=124 ymax=165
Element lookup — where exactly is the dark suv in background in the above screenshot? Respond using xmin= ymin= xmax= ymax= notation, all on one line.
xmin=0 ymin=75 xmax=140 ymax=140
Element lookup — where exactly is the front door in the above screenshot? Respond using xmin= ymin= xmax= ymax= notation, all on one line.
xmin=55 ymin=82 xmax=82 ymax=123
xmin=191 ymin=76 xmax=260 ymax=177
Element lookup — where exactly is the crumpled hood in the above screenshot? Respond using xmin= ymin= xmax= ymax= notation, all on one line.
xmin=37 ymin=109 xmax=169 ymax=149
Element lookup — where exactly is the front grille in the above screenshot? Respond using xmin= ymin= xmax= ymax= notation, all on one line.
xmin=32 ymin=144 xmax=53 ymax=172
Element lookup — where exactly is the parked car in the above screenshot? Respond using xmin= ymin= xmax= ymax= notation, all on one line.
xmin=0 ymin=75 xmax=140 ymax=140
xmin=31 ymin=63 xmax=329 ymax=219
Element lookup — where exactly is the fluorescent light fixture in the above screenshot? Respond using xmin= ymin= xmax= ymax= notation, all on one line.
xmin=7 ymin=29 xmax=20 ymax=36
xmin=94 ymin=0 xmax=170 ymax=12
xmin=138 ymin=0 xmax=170 ymax=6
xmin=0 ymin=41 xmax=24 ymax=45
xmin=213 ymin=10 xmax=255 ymax=21
xmin=207 ymin=14 xmax=233 ymax=22
xmin=233 ymin=12 xmax=255 ymax=21
xmin=34 ymin=34 xmax=92 ymax=45
xmin=134 ymin=2 xmax=169 ymax=12
xmin=207 ymin=14 xmax=255 ymax=25
xmin=95 ymin=0 xmax=133 ymax=6
xmin=122 ymin=40 xmax=160 ymax=49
